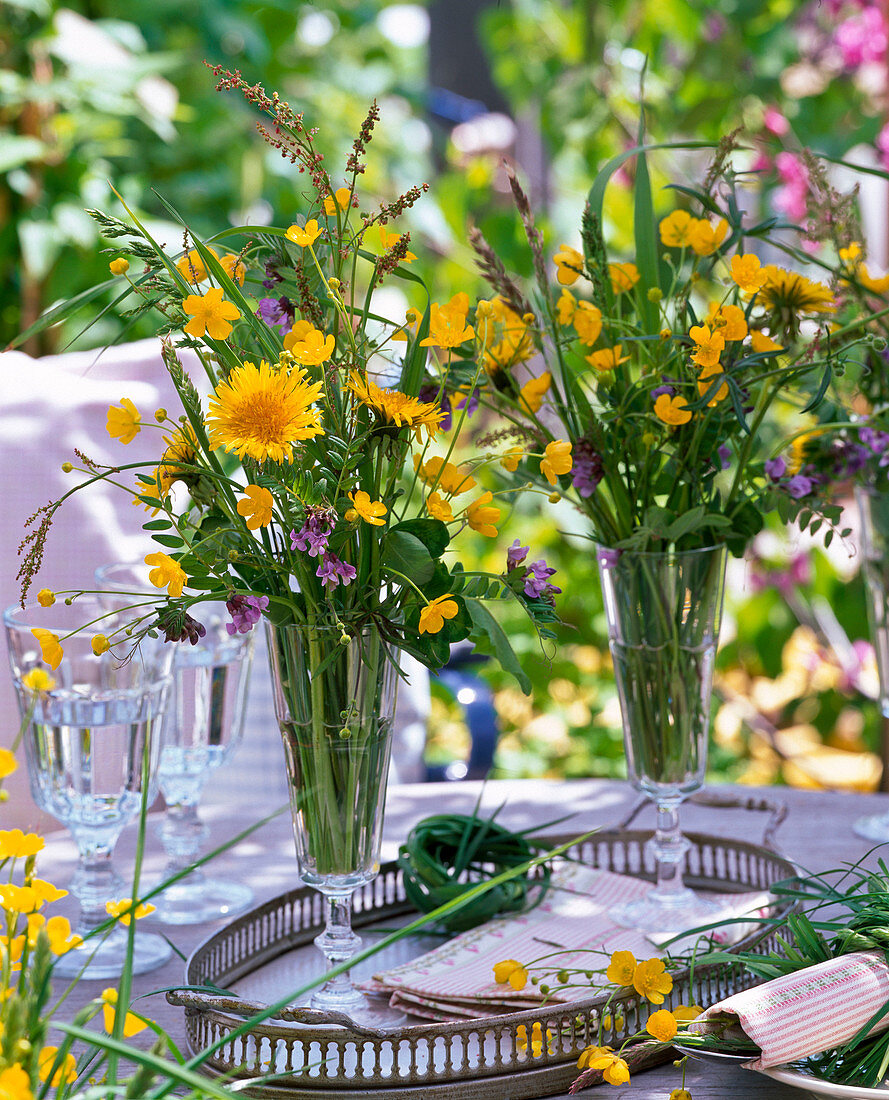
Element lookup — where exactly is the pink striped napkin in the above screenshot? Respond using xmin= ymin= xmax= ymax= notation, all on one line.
xmin=690 ymin=950 xmax=889 ymax=1068
xmin=363 ymin=863 xmax=770 ymax=1021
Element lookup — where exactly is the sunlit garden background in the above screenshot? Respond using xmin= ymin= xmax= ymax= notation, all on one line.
xmin=5 ymin=0 xmax=889 ymax=792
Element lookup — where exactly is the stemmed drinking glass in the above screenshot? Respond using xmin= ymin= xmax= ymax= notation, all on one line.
xmin=95 ymin=565 xmax=255 ymax=923
xmin=4 ymin=600 xmax=174 ymax=978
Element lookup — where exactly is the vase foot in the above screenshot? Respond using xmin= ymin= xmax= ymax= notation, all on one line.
xmin=853 ymin=811 xmax=889 ymax=842
xmin=151 ymin=877 xmax=255 ymax=925
xmin=610 ymin=886 xmax=723 ymax=934
xmin=53 ymin=928 xmax=172 ymax=980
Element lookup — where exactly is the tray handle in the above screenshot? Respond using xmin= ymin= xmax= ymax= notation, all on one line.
xmin=164 ymin=989 xmax=399 ymax=1036
xmin=617 ymin=790 xmax=787 ymax=851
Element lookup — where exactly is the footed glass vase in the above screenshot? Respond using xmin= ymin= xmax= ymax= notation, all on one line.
xmin=596 ymin=543 xmax=727 ymax=932
xmin=266 ymin=621 xmax=400 ymax=1026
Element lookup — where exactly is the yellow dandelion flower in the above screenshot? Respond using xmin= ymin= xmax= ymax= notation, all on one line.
xmin=348 ymin=490 xmax=387 ymax=526
xmin=553 ymin=243 xmax=584 ymax=285
xmin=492 ymin=959 xmax=528 ymax=990
xmin=31 ymin=629 xmax=63 ymax=671
xmin=349 ymin=373 xmax=445 ymax=442
xmin=207 ymin=359 xmax=324 ymax=462
xmin=465 ymin=491 xmax=500 ymax=537
xmin=419 ymin=595 xmax=459 ymax=635
xmin=144 ymin=551 xmax=187 ymax=598
xmin=540 ymin=440 xmax=573 ymax=485
xmin=757 ymin=266 xmax=835 ymax=316
xmin=286 ymin=219 xmax=323 ymax=247
xmin=572 ymin=300 xmax=602 ymax=345
xmin=654 ymin=393 xmax=692 ymax=426
xmin=609 ymin=262 xmax=640 ymax=294
xmin=519 ymin=371 xmax=551 ymax=414
xmin=106 ymin=398 xmax=141 ymax=445
xmin=182 ymin=287 xmax=241 ymax=341
xmin=237 ymin=485 xmax=275 ymax=530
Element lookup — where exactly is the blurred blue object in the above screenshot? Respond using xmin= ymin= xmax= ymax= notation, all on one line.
xmin=427 ymin=643 xmax=500 ymax=781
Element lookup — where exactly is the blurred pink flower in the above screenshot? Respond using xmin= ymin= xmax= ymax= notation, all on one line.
xmin=877 ymin=121 xmax=889 ymax=170
xmin=834 ymin=5 xmax=887 ymax=69
xmin=774 ymin=151 xmax=809 ymax=221
xmin=763 ymin=106 xmax=790 ymax=136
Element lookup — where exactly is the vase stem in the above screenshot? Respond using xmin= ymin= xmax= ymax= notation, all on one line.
xmin=311 ymin=891 xmax=363 ymax=1011
xmin=649 ymin=800 xmax=691 ymax=904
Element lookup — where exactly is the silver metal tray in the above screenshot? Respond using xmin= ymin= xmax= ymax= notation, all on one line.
xmin=168 ymin=793 xmax=797 ymax=1098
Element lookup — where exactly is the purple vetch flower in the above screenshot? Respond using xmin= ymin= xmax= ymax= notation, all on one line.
xmin=418 ymin=384 xmax=453 ymax=432
xmin=651 ymin=384 xmax=675 ymax=399
xmin=860 ymin=426 xmax=889 ymax=454
xmin=572 ymin=438 xmax=604 ymax=498
xmin=507 ymin=539 xmax=529 ymax=570
xmin=454 ymin=387 xmax=480 ymax=419
xmin=291 ymin=510 xmax=333 ymax=558
xmin=226 ymin=594 xmax=269 ymax=636
xmin=717 ymin=443 xmax=731 ymax=471
xmin=523 ymin=559 xmax=561 ymax=601
xmin=262 ymin=259 xmax=284 ymax=290
xmin=316 ymin=553 xmax=357 ymax=589
xmin=787 ymin=473 xmax=815 ymax=499
xmin=836 ymin=443 xmax=870 ymax=477
xmin=256 ymin=296 xmax=295 ymax=332
xmin=596 ymin=547 xmax=621 ymax=569
xmin=765 ymin=456 xmax=787 ymax=480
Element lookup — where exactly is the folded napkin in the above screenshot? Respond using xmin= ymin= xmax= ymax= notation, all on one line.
xmin=690 ymin=949 xmax=889 ymax=1068
xmin=364 ymin=862 xmax=770 ymax=1021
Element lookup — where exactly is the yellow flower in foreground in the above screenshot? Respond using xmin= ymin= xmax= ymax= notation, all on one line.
xmin=646 ymin=1009 xmax=678 ymax=1042
xmin=106 ymin=397 xmax=141 ymax=445
xmin=0 ymin=830 xmax=45 ymax=859
xmin=237 ymin=485 xmax=275 ymax=530
xmin=672 ymin=1003 xmax=704 ymax=1022
xmin=586 ymin=344 xmax=630 ymax=373
xmin=688 ymin=217 xmax=729 ymax=256
xmin=145 ymin=551 xmax=187 ymax=598
xmin=698 ymin=363 xmax=728 ymax=406
xmin=106 ymin=898 xmax=156 ymax=926
xmin=605 ymin=949 xmax=637 ymax=986
xmin=554 ymin=243 xmax=584 ymax=285
xmin=540 ymin=440 xmax=573 ymax=485
xmin=109 ymin=257 xmax=129 ymax=276
xmin=654 ymin=393 xmax=692 ymax=426
xmin=29 ymin=879 xmax=66 ymax=904
xmin=500 ymin=447 xmax=523 ymax=473
xmin=466 ymin=491 xmax=501 ymax=537
xmin=323 ymin=186 xmax=352 ymax=215
xmin=283 ymin=319 xmax=315 ymax=351
xmin=285 ymin=219 xmax=323 ymax=247
xmin=0 ymin=749 xmax=16 ymax=778
xmin=420 ymin=301 xmax=475 ymax=349
xmin=31 ymin=629 xmax=63 ymax=671
xmin=475 ymin=296 xmax=534 ymax=372
xmin=556 ymin=288 xmax=577 ymax=325
xmin=350 ymin=374 xmax=444 ymax=442
xmin=207 ymin=359 xmax=324 ymax=462
xmin=858 ymin=263 xmax=889 ymax=295
xmin=101 ymin=988 xmax=148 ymax=1038
xmin=220 ymin=253 xmax=246 ymax=285
xmin=572 ymin=300 xmax=602 ymax=345
xmin=633 ymin=957 xmax=673 ymax=1004
xmin=751 ymin=330 xmax=782 ymax=353
xmin=669 ymin=1090 xmax=693 ymax=1100
xmin=176 ymin=246 xmax=217 ymax=284
xmin=758 ymin=266 xmax=835 ymax=316
xmin=588 ymin=1050 xmax=631 ymax=1086
xmin=287 ymin=327 xmax=336 ymax=366
xmin=91 ymin=634 xmax=111 ymax=657
xmin=38 ymin=1047 xmax=78 ymax=1087
xmin=348 ymin=490 xmax=387 ymax=526
xmin=519 ymin=371 xmax=551 ymax=414
xmin=493 ymin=959 xmax=528 ymax=990
xmin=414 ymin=455 xmax=477 ymax=496
xmin=22 ymin=668 xmax=55 ymax=692
xmin=182 ymin=287 xmax=241 ymax=341
xmin=0 ymin=885 xmax=40 ymax=914
xmin=731 ymin=252 xmax=766 ymax=294
xmin=688 ymin=323 xmax=724 ymax=367
xmin=0 ymin=1064 xmax=33 ymax=1100
xmin=659 ymin=209 xmax=696 ymax=248
xmin=577 ymin=1044 xmax=612 ymax=1070
xmin=609 ymin=262 xmax=640 ymax=294
xmin=419 ymin=595 xmax=459 ymax=635
xmin=425 ymin=492 xmax=454 ymax=522
xmin=712 ymin=303 xmax=748 ymax=342
xmin=31 ymin=914 xmax=81 ymax=954
xmin=37 ymin=588 xmax=55 ymax=607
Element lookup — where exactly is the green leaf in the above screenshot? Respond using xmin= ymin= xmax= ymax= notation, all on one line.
xmin=143 ymin=519 xmax=172 ymax=531
xmin=633 ymin=107 xmax=660 ymax=335
xmin=389 ymin=518 xmax=450 ymax=558
xmin=382 ymin=530 xmax=435 ymax=585
xmin=465 ymin=597 xmax=531 ymax=694
xmin=151 ymin=533 xmax=185 ymax=549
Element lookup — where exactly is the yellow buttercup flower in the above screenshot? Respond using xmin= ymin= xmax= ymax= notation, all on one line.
xmin=556 ymin=288 xmax=577 ymax=325
xmin=731 ymin=252 xmax=766 ymax=294
xmin=220 ymin=253 xmax=247 ymax=285
xmin=91 ymin=634 xmax=111 ymax=657
xmin=688 ymin=217 xmax=729 ymax=256
xmin=207 ymin=359 xmax=325 ymax=462
xmin=378 ymin=225 xmax=416 ymax=262
xmin=669 ymin=1091 xmax=693 ymax=1100
xmin=106 ymin=398 xmax=141 ymax=445
xmin=182 ymin=287 xmax=241 ymax=341
xmin=420 ymin=301 xmax=475 ymax=348
xmin=425 ymin=492 xmax=454 ymax=522
xmin=586 ymin=344 xmax=630 ymax=373
xmin=500 ymin=447 xmax=523 ymax=473
xmin=632 ymin=957 xmax=673 ymax=1004
xmin=176 ymin=246 xmax=218 ymax=284
xmin=587 ymin=1050 xmax=631 ymax=1086
xmin=287 ymin=327 xmax=336 ymax=365
xmin=237 ymin=485 xmax=274 ymax=530
xmin=348 ymin=490 xmax=387 ymax=526
xmin=0 ymin=749 xmax=16 ymax=778
xmin=519 ymin=371 xmax=551 ymax=414
xmin=712 ymin=303 xmax=748 ymax=342
xmin=572 ymin=300 xmax=602 ymax=345
xmin=465 ymin=491 xmax=500 ymax=537
xmin=751 ymin=330 xmax=782 ymax=353
xmin=475 ymin=296 xmax=534 ymax=372
xmin=609 ymin=262 xmax=640 ymax=293
xmin=698 ymin=362 xmax=728 ymax=405
xmin=654 ymin=393 xmax=692 ymax=426
xmin=0 ymin=885 xmax=40 ymax=914
xmin=283 ymin=318 xmax=315 ymax=351
xmin=29 ymin=914 xmax=81 ymax=954
xmin=350 ymin=374 xmax=445 ymax=442
xmin=29 ymin=879 xmax=66 ymax=905
xmin=22 ymin=668 xmax=55 ymax=692
xmin=419 ymin=595 xmax=459 ymax=635
xmin=672 ymin=1004 xmax=704 ymax=1022
xmin=645 ymin=1009 xmax=679 ymax=1042
xmin=540 ymin=440 xmax=573 ymax=485
xmin=109 ymin=257 xmax=129 ymax=276
xmin=492 ymin=959 xmax=528 ymax=990
xmin=0 ymin=1064 xmax=33 ymax=1100
xmin=553 ymin=243 xmax=584 ymax=285
xmin=605 ymin=949 xmax=637 ymax=986
xmin=286 ymin=219 xmax=323 ymax=247
xmin=577 ymin=1044 xmax=612 ymax=1070
xmin=135 ymin=424 xmax=199 ymax=508
xmin=101 ymin=988 xmax=149 ymax=1038
xmin=106 ymin=898 xmax=156 ymax=926
xmin=323 ymin=186 xmax=352 ymax=215
xmin=391 ymin=306 xmax=422 ymax=343
xmin=145 ymin=551 xmax=187 ymax=598
xmin=858 ymin=263 xmax=889 ymax=295
xmin=0 ymin=830 xmax=44 ymax=859
xmin=688 ymin=324 xmax=725 ymax=368
xmin=36 ymin=588 xmax=55 ymax=608
xmin=413 ymin=455 xmax=477 ymax=496
xmin=659 ymin=209 xmax=696 ymax=248
xmin=31 ymin=629 xmax=63 ymax=670
xmin=38 ymin=1046 xmax=78 ymax=1087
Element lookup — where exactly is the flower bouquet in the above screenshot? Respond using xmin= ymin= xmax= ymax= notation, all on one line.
xmin=18 ymin=69 xmax=557 ymax=1020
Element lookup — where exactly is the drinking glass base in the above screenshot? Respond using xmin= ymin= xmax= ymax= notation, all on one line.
xmin=853 ymin=811 xmax=889 ymax=843
xmin=152 ymin=877 xmax=255 ymax=925
xmin=305 ymin=988 xmax=408 ymax=1030
xmin=53 ymin=929 xmax=173 ymax=980
xmin=610 ymin=887 xmax=724 ymax=934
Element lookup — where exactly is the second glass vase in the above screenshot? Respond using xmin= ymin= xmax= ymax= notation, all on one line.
xmin=596 ymin=543 xmax=727 ymax=932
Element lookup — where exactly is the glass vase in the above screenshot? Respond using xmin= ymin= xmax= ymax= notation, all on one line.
xmin=596 ymin=543 xmax=727 ymax=932
xmin=266 ymin=620 xmax=400 ymax=1026
xmin=853 ymin=488 xmax=889 ymax=841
